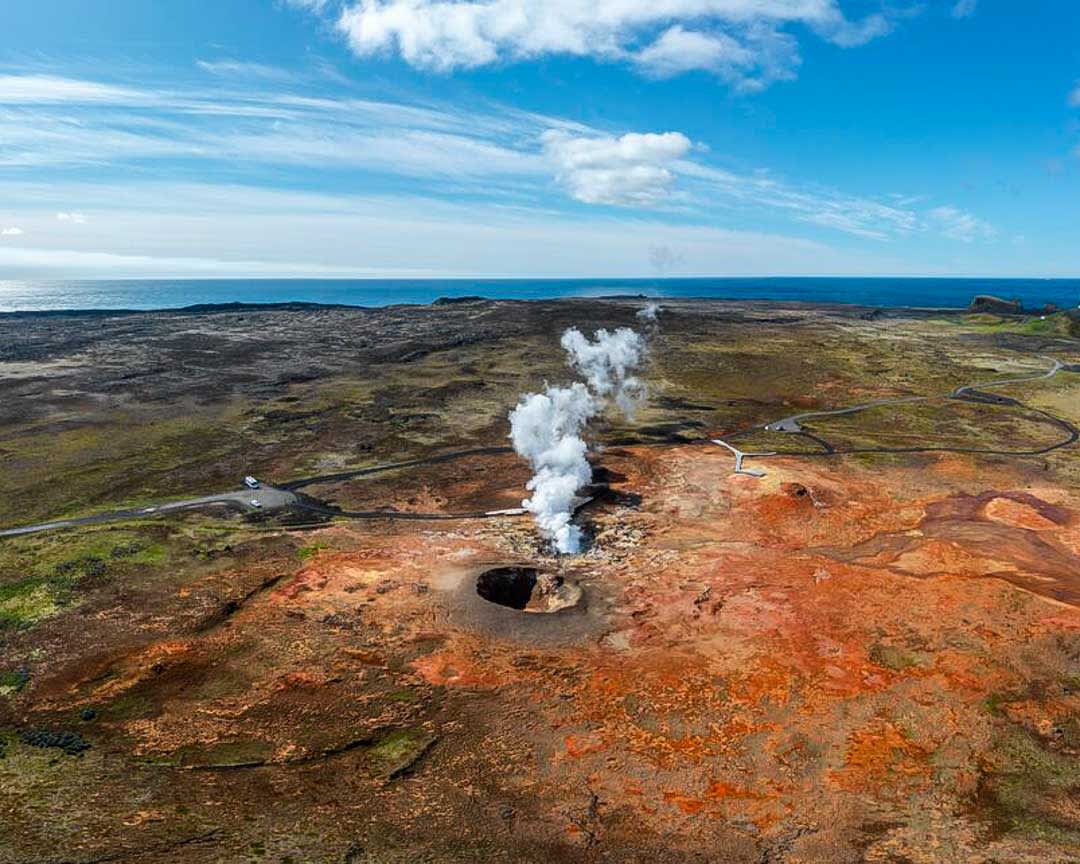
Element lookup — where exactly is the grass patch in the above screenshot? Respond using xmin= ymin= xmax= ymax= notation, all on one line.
xmin=0 ymin=529 xmax=168 ymax=582
xmin=947 ymin=312 xmax=1078 ymax=340
xmin=173 ymin=739 xmax=274 ymax=769
xmin=979 ymin=725 xmax=1080 ymax=847
xmin=367 ymin=728 xmax=437 ymax=779
xmin=984 ymin=692 xmax=1014 ymax=717
xmin=0 ymin=528 xmax=177 ymax=631
xmin=297 ymin=542 xmax=332 ymax=561
xmin=0 ymin=580 xmax=60 ymax=630
xmin=0 ymin=668 xmax=29 ymax=696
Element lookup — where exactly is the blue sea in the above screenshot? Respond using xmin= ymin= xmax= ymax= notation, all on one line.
xmin=0 ymin=277 xmax=1077 ymax=313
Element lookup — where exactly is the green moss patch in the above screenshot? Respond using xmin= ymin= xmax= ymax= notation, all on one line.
xmin=0 ymin=580 xmax=61 ymax=630
xmin=367 ymin=728 xmax=437 ymax=779
xmin=173 ymin=739 xmax=275 ymax=769
xmin=297 ymin=542 xmax=332 ymax=561
xmin=0 ymin=668 xmax=29 ymax=696
xmin=868 ymin=642 xmax=920 ymax=672
xmin=978 ymin=725 xmax=1080 ymax=847
xmin=0 ymin=528 xmax=178 ymax=631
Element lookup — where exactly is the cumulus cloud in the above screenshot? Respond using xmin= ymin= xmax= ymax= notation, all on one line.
xmin=1 ymin=226 xmax=25 ymax=236
xmin=56 ymin=211 xmax=88 ymax=224
xmin=951 ymin=0 xmax=977 ymax=19
xmin=542 ymin=130 xmax=691 ymax=206
xmin=332 ymin=0 xmax=891 ymax=87
xmin=929 ymin=206 xmax=995 ymax=242
xmin=634 ymin=24 xmax=799 ymax=89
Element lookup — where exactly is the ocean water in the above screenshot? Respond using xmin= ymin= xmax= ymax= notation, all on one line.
xmin=0 ymin=277 xmax=1077 ymax=313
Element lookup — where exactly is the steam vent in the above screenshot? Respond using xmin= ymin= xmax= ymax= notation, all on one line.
xmin=476 ymin=566 xmax=583 ymax=613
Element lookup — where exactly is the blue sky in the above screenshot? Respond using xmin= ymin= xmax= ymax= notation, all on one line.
xmin=0 ymin=0 xmax=1077 ymax=278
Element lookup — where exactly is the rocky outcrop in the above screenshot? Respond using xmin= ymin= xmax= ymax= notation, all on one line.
xmin=969 ymin=294 xmax=1023 ymax=314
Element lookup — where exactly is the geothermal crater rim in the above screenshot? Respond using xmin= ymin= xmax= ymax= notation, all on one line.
xmin=475 ymin=566 xmax=583 ymax=614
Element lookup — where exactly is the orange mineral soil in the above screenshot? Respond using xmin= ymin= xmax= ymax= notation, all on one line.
xmin=8 ymin=444 xmax=1080 ymax=862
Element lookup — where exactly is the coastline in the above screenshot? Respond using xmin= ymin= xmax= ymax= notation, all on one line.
xmin=0 ymin=276 xmax=1078 ymax=316
xmin=0 ymin=295 xmax=1042 ymax=320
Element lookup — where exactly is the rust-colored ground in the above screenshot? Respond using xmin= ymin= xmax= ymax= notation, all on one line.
xmin=6 ymin=442 xmax=1080 ymax=862
xmin=3 ymin=301 xmax=1080 ymax=862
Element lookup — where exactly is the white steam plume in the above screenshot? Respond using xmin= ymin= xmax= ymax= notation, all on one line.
xmin=509 ymin=383 xmax=597 ymax=554
xmin=560 ymin=327 xmax=647 ymax=418
xmin=636 ymin=302 xmax=661 ymax=324
xmin=509 ymin=327 xmax=649 ymax=554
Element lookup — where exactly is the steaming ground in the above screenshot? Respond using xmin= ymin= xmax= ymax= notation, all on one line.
xmin=510 ymin=324 xmax=650 ymax=553
xmin=509 ymin=382 xmax=597 ymax=553
xmin=3 ymin=298 xmax=1080 ymax=864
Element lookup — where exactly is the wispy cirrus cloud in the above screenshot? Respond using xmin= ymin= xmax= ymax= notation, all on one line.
xmin=951 ymin=0 xmax=977 ymax=19
xmin=0 ymin=180 xmax=893 ymax=280
xmin=0 ymin=71 xmax=994 ymax=250
xmin=928 ymin=206 xmax=996 ymax=242
xmin=324 ymin=0 xmax=890 ymax=91
xmin=633 ymin=25 xmax=800 ymax=91
xmin=0 ymin=74 xmax=146 ymax=104
xmin=196 ymin=59 xmax=295 ymax=80
xmin=282 ymin=0 xmax=332 ymax=11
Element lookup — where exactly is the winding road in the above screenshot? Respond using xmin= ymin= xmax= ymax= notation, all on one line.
xmin=1 ymin=352 xmax=1075 ymax=540
xmin=0 ymin=487 xmax=301 ymax=539
xmin=728 ymin=353 xmax=1077 ymax=470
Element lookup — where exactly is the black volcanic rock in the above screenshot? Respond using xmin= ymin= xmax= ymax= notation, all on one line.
xmin=969 ymin=295 xmax=1023 ymax=314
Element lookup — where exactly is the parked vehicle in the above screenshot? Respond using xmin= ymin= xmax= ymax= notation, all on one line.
xmin=244 ymin=476 xmax=260 ymax=489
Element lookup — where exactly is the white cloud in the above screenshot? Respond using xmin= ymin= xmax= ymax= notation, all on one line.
xmin=1 ymin=227 xmax=25 ymax=236
xmin=542 ymin=130 xmax=692 ymax=206
xmin=283 ymin=0 xmax=332 ymax=10
xmin=0 ymin=73 xmax=994 ymax=250
xmin=0 ymin=74 xmax=546 ymax=179
xmin=635 ymin=25 xmax=800 ymax=90
xmin=1069 ymin=83 xmax=1080 ymax=108
xmin=951 ymin=0 xmax=977 ymax=19
xmin=0 ymin=181 xmax=891 ymax=280
xmin=928 ymin=206 xmax=995 ymax=242
xmin=333 ymin=0 xmax=891 ymax=86
xmin=820 ymin=11 xmax=890 ymax=47
xmin=195 ymin=59 xmax=294 ymax=80
xmin=219 ymin=127 xmax=543 ymax=177
xmin=0 ymin=74 xmax=145 ymax=104
xmin=677 ymin=161 xmax=923 ymax=240
xmin=0 ymin=245 xmax=366 ymax=281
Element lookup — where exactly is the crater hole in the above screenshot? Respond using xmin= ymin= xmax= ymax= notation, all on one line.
xmin=476 ymin=567 xmax=539 ymax=610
